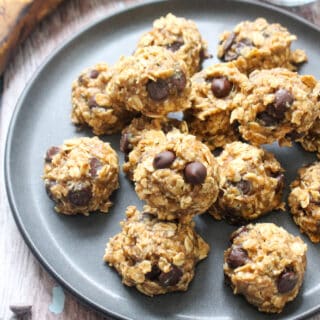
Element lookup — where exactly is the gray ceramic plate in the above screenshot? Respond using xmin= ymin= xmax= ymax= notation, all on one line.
xmin=5 ymin=0 xmax=320 ymax=319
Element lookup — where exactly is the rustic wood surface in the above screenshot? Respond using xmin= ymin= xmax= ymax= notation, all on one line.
xmin=1 ymin=0 xmax=320 ymax=319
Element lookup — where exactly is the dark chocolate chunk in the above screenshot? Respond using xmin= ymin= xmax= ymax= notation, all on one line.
xmin=230 ymin=226 xmax=249 ymax=243
xmin=211 ymin=77 xmax=233 ymax=98
xmin=145 ymin=264 xmax=162 ymax=281
xmin=120 ymin=132 xmax=133 ymax=154
xmin=227 ymin=246 xmax=248 ymax=269
xmin=89 ymin=157 xmax=102 ymax=177
xmin=89 ymin=69 xmax=99 ymax=79
xmin=166 ymin=41 xmax=184 ymax=52
xmin=184 ymin=161 xmax=207 ymax=185
xmin=170 ymin=71 xmax=186 ymax=93
xmin=277 ymin=268 xmax=298 ymax=294
xmin=68 ymin=185 xmax=92 ymax=207
xmin=45 ymin=146 xmax=60 ymax=162
xmin=236 ymin=179 xmax=252 ymax=195
xmin=274 ymin=89 xmax=294 ymax=116
xmin=158 ymin=265 xmax=183 ymax=287
xmin=88 ymin=96 xmax=99 ymax=109
xmin=147 ymin=79 xmax=169 ymax=101
xmin=153 ymin=151 xmax=176 ymax=169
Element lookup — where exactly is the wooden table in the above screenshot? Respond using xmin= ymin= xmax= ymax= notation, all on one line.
xmin=1 ymin=0 xmax=320 ymax=319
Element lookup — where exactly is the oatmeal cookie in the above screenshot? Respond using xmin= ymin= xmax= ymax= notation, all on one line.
xmin=185 ymin=63 xmax=251 ymax=150
xmin=137 ymin=13 xmax=209 ymax=76
xmin=224 ymin=223 xmax=307 ymax=313
xmin=120 ymin=116 xmax=188 ymax=179
xmin=217 ymin=18 xmax=307 ymax=74
xmin=107 ymin=46 xmax=191 ymax=117
xmin=43 ymin=137 xmax=119 ymax=215
xmin=289 ymin=162 xmax=320 ymax=243
xmin=133 ymin=131 xmax=219 ymax=223
xmin=231 ymin=68 xmax=318 ymax=146
xmin=71 ymin=63 xmax=136 ymax=135
xmin=104 ymin=206 xmax=209 ymax=296
xmin=209 ymin=142 xmax=285 ymax=224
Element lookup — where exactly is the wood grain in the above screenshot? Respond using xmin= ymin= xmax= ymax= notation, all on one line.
xmin=0 ymin=1 xmax=320 ymax=319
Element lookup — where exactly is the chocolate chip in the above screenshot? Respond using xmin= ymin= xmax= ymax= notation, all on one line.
xmin=274 ymin=89 xmax=294 ymax=115
xmin=153 ymin=151 xmax=176 ymax=169
xmin=211 ymin=77 xmax=233 ymax=98
xmin=223 ymin=51 xmax=239 ymax=62
xmin=223 ymin=32 xmax=236 ymax=53
xmin=68 ymin=185 xmax=92 ymax=207
xmin=227 ymin=246 xmax=248 ymax=269
xmin=89 ymin=69 xmax=99 ymax=79
xmin=88 ymin=96 xmax=99 ymax=109
xmin=10 ymin=304 xmax=32 ymax=316
xmin=230 ymin=226 xmax=249 ymax=243
xmin=236 ymin=179 xmax=252 ymax=195
xmin=223 ymin=37 xmax=253 ymax=62
xmin=158 ymin=265 xmax=183 ymax=287
xmin=184 ymin=161 xmax=207 ymax=185
xmin=166 ymin=41 xmax=184 ymax=52
xmin=89 ymin=157 xmax=102 ymax=177
xmin=170 ymin=71 xmax=186 ymax=93
xmin=224 ymin=208 xmax=247 ymax=226
xmin=120 ymin=133 xmax=133 ymax=154
xmin=257 ymin=109 xmax=278 ymax=127
xmin=145 ymin=264 xmax=162 ymax=281
xmin=147 ymin=79 xmax=169 ymax=101
xmin=277 ymin=268 xmax=298 ymax=293
xmin=45 ymin=146 xmax=60 ymax=162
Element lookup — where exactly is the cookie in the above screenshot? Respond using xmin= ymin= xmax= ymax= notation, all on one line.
xmin=133 ymin=130 xmax=219 ymax=223
xmin=231 ymin=68 xmax=318 ymax=146
xmin=137 ymin=13 xmax=209 ymax=76
xmin=43 ymin=137 xmax=119 ymax=215
xmin=104 ymin=206 xmax=209 ymax=296
xmin=217 ymin=18 xmax=307 ymax=74
xmin=289 ymin=162 xmax=320 ymax=243
xmin=224 ymin=223 xmax=307 ymax=313
xmin=209 ymin=142 xmax=285 ymax=224
xmin=107 ymin=46 xmax=191 ymax=117
xmin=71 ymin=63 xmax=137 ymax=135
xmin=185 ymin=62 xmax=250 ymax=150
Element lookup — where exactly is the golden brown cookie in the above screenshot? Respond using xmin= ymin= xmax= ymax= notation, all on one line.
xmin=217 ymin=18 xmax=307 ymax=74
xmin=209 ymin=142 xmax=285 ymax=224
xmin=224 ymin=223 xmax=307 ymax=313
xmin=104 ymin=206 xmax=209 ymax=296
xmin=43 ymin=137 xmax=119 ymax=215
xmin=289 ymin=162 xmax=320 ymax=243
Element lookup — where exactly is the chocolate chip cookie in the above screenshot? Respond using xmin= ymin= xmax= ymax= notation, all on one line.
xmin=137 ymin=13 xmax=209 ymax=76
xmin=224 ymin=223 xmax=307 ymax=313
xmin=121 ymin=116 xmax=188 ymax=180
xmin=209 ymin=142 xmax=285 ymax=224
xmin=133 ymin=130 xmax=219 ymax=223
xmin=107 ymin=46 xmax=191 ymax=117
xmin=185 ymin=62 xmax=251 ymax=150
xmin=104 ymin=206 xmax=209 ymax=296
xmin=231 ymin=68 xmax=318 ymax=146
xmin=217 ymin=18 xmax=307 ymax=74
xmin=43 ymin=137 xmax=119 ymax=215
xmin=289 ymin=162 xmax=320 ymax=243
xmin=71 ymin=63 xmax=137 ymax=135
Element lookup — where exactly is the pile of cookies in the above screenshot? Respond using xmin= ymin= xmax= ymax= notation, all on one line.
xmin=42 ymin=14 xmax=320 ymax=314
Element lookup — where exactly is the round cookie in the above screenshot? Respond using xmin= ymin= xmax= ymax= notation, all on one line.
xmin=224 ymin=223 xmax=307 ymax=313
xmin=289 ymin=162 xmax=320 ymax=243
xmin=209 ymin=142 xmax=285 ymax=224
xmin=137 ymin=13 xmax=209 ymax=76
xmin=106 ymin=46 xmax=191 ymax=117
xmin=231 ymin=68 xmax=318 ymax=146
xmin=133 ymin=130 xmax=219 ymax=223
xmin=104 ymin=206 xmax=210 ymax=296
xmin=217 ymin=18 xmax=307 ymax=74
xmin=185 ymin=62 xmax=251 ymax=150
xmin=43 ymin=137 xmax=119 ymax=215
xmin=71 ymin=63 xmax=136 ymax=135
xmin=120 ymin=116 xmax=188 ymax=179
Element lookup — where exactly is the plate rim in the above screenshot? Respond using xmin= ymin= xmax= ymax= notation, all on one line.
xmin=4 ymin=0 xmax=320 ymax=319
